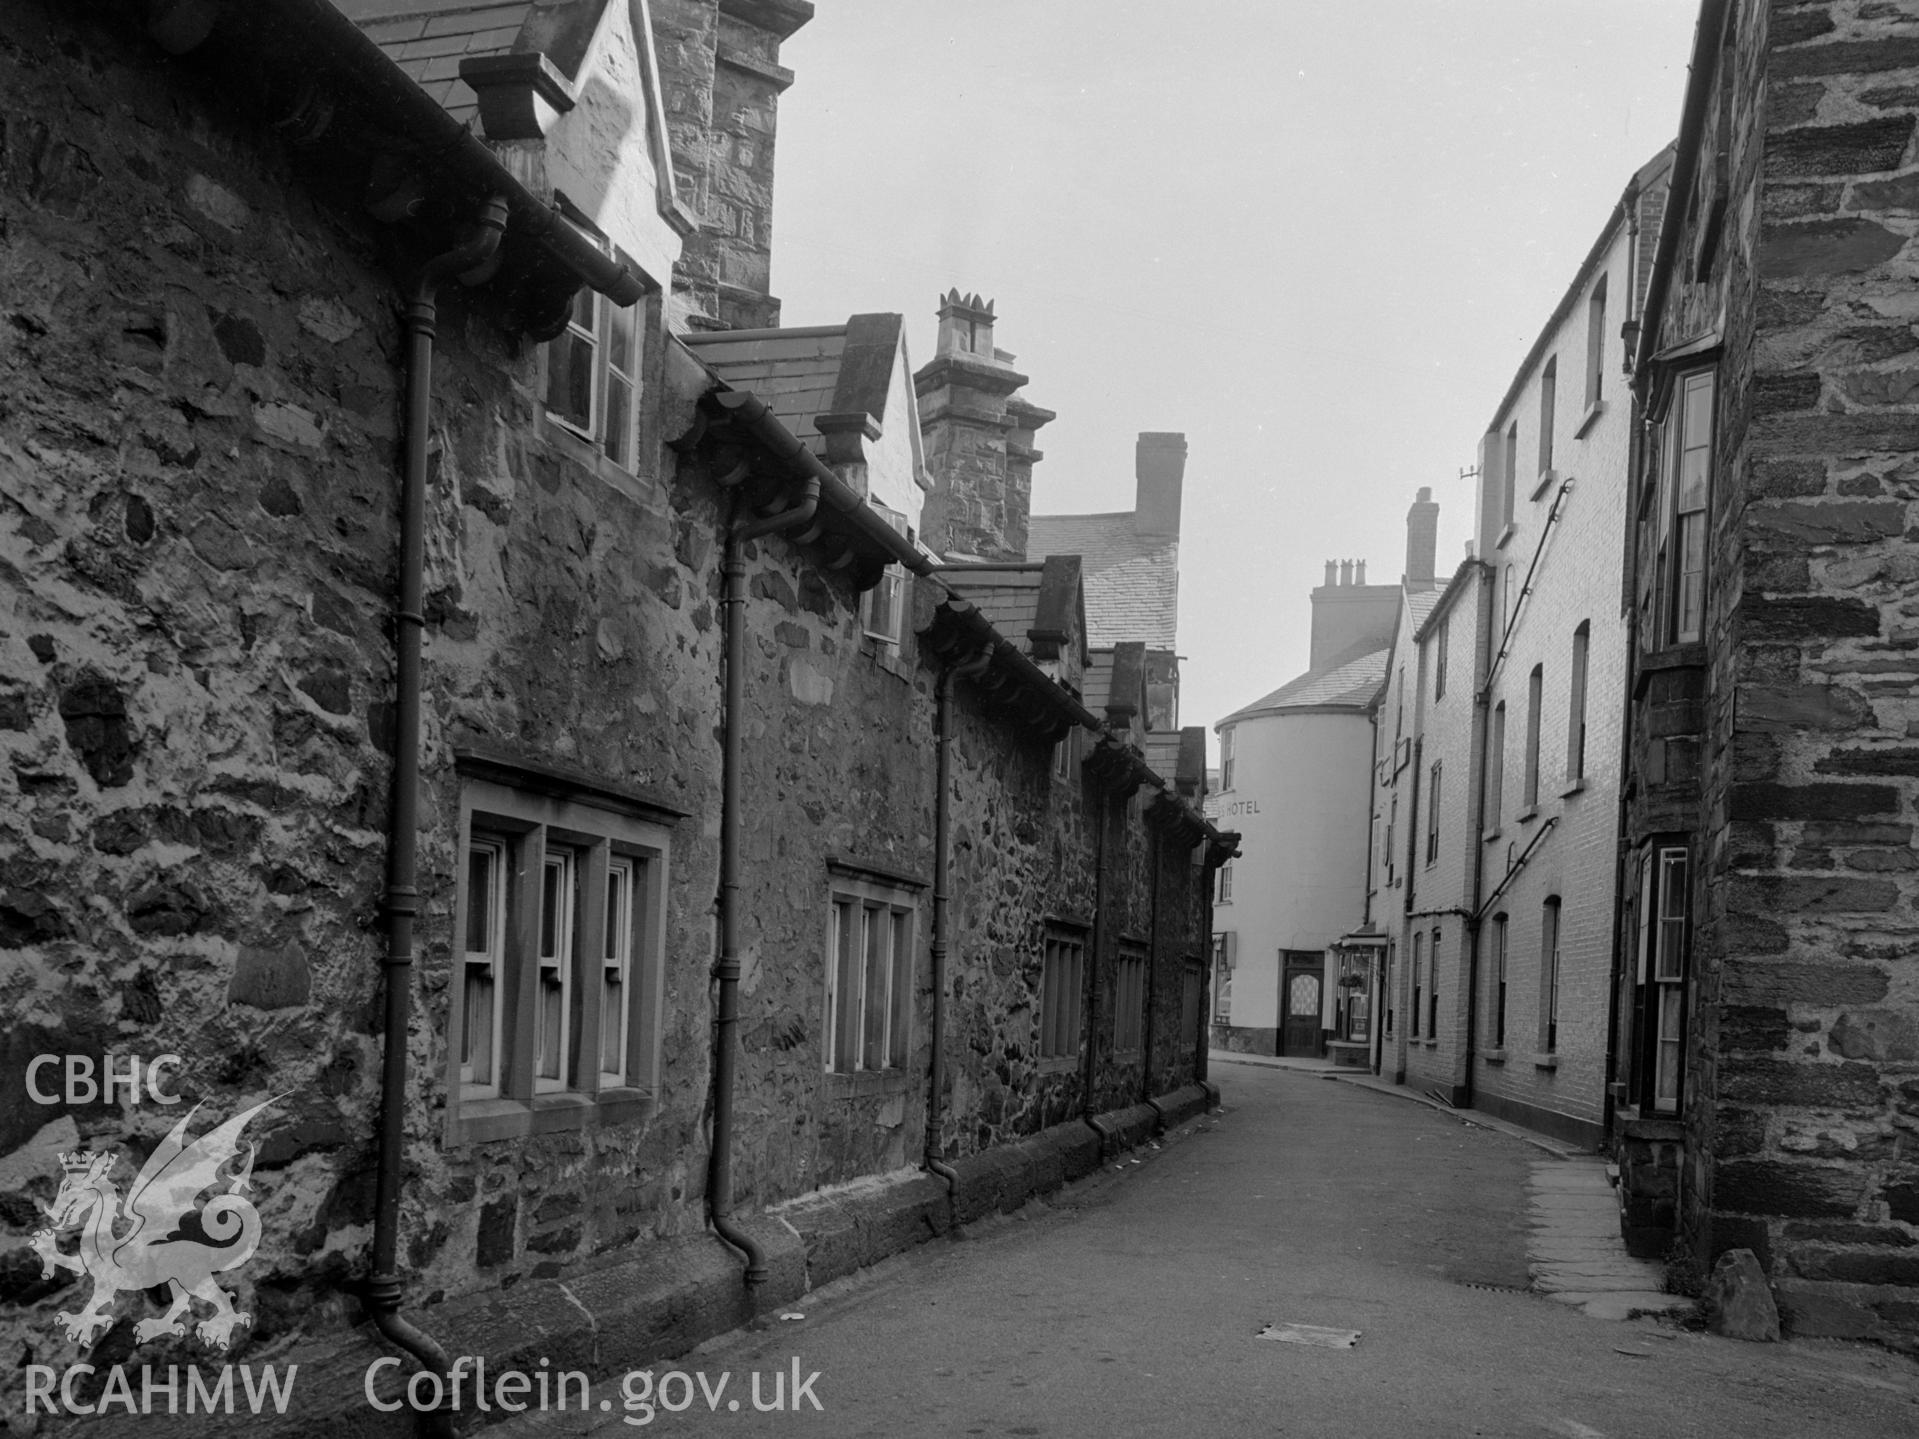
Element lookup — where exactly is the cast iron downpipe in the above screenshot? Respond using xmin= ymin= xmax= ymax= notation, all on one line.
xmin=368 ymin=196 xmax=507 ymax=1434
xmin=1460 ymin=562 xmax=1498 ymax=1108
xmin=1140 ymin=826 xmax=1161 ymax=1111
xmin=712 ymin=476 xmax=821 ymax=1286
xmin=1082 ymin=784 xmax=1112 ymax=1147
xmin=928 ymin=646 xmax=995 ymax=1202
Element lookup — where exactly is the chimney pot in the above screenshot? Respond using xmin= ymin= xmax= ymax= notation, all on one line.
xmin=1323 ymin=560 xmax=1337 ymax=587
xmin=1339 ymin=559 xmax=1354 ymax=586
xmin=1356 ymin=559 xmax=1367 ymax=585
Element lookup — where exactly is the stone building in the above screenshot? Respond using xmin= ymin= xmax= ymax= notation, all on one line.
xmin=0 ymin=0 xmax=1230 ymax=1426
xmin=1615 ymin=0 xmax=1919 ymax=1347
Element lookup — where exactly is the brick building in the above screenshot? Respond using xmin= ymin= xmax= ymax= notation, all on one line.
xmin=0 ymin=0 xmax=1230 ymax=1426
xmin=1615 ymin=0 xmax=1919 ymax=1347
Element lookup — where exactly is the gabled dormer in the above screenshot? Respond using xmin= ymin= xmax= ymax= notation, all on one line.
xmin=342 ymin=0 xmax=693 ymax=294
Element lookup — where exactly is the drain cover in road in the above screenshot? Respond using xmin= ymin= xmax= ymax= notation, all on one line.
xmin=1256 ymin=1322 xmax=1360 ymax=1349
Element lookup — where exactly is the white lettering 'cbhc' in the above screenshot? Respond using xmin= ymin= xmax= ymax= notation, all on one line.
xmin=26 ymin=1054 xmax=182 ymax=1106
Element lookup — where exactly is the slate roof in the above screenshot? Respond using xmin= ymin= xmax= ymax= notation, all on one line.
xmin=933 ymin=563 xmax=1044 ymax=644
xmin=1217 ymin=648 xmax=1388 ymax=725
xmin=1026 ymin=512 xmax=1177 ymax=649
xmin=1405 ymin=589 xmax=1442 ymax=637
xmin=680 ymin=325 xmax=848 ymax=456
xmin=336 ymin=0 xmax=540 ymax=126
xmin=1144 ymin=731 xmax=1183 ymax=783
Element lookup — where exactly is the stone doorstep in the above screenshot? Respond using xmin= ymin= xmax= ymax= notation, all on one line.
xmin=73 ymin=1088 xmax=1213 ymax=1439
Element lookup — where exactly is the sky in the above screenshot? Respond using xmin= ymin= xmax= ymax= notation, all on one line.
xmin=767 ymin=1 xmax=1701 ymax=744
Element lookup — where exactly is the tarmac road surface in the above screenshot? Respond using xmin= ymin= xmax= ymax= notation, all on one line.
xmin=501 ymin=1062 xmax=1919 ymax=1438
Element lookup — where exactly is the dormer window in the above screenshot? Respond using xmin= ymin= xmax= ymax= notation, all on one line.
xmin=545 ymin=277 xmax=642 ymax=469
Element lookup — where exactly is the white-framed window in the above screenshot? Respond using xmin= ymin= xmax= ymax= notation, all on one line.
xmin=1643 ymin=368 xmax=1715 ymax=647
xmin=1567 ymin=622 xmax=1590 ymax=783
xmin=1216 ymin=860 xmax=1234 ymax=904
xmin=1410 ymin=930 xmax=1424 ymax=1039
xmin=1053 ymin=726 xmax=1081 ymax=787
xmin=1486 ymin=701 xmax=1507 ymax=829
xmin=1039 ymin=930 xmax=1085 ymax=1060
xmin=1541 ymin=896 xmax=1562 ymax=1053
xmin=1425 ymin=761 xmax=1441 ymax=864
xmin=1523 ymin=663 xmax=1544 ymax=809
xmin=1428 ymin=928 xmax=1442 ymax=1037
xmin=1433 ymin=615 xmax=1449 ymax=701
xmin=534 ymin=848 xmax=578 ymax=1092
xmin=450 ymin=772 xmax=669 ymax=1144
xmin=1113 ymin=945 xmax=1147 ymax=1053
xmin=545 ymin=278 xmax=643 ymax=469
xmin=1490 ymin=913 xmax=1509 ymax=1049
xmin=1585 ymin=275 xmax=1608 ymax=411
xmin=1219 ymin=726 xmax=1235 ymax=791
xmin=825 ymin=878 xmax=916 ymax=1074
xmin=1179 ymin=961 xmax=1201 ymax=1052
xmin=1630 ymin=845 xmax=1690 ymax=1114
xmin=1537 ymin=356 xmax=1557 ymax=479
xmin=1501 ymin=421 xmax=1518 ymax=530
xmin=860 ymin=502 xmax=910 ymax=648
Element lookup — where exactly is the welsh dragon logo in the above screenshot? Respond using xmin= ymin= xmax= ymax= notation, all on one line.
xmin=27 ymin=1098 xmax=276 ymax=1350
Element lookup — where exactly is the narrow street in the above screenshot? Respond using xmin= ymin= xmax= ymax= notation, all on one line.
xmin=506 ymin=1065 xmax=1918 ymax=1439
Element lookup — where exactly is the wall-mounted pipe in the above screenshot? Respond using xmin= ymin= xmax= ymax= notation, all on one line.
xmin=368 ymin=196 xmax=507 ymax=1438
xmin=928 ymin=645 xmax=995 ymax=1204
xmin=711 ymin=476 xmax=821 ymax=1287
xmin=1081 ymin=784 xmax=1111 ymax=1143
xmin=1140 ymin=826 xmax=1161 ymax=1108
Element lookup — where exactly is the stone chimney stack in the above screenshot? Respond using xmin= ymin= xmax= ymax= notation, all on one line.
xmin=1135 ymin=432 xmax=1186 ymax=538
xmin=1324 ymin=560 xmax=1337 ymax=586
xmin=1405 ymin=486 xmax=1440 ymax=587
xmin=916 ymin=290 xmax=1054 ymax=561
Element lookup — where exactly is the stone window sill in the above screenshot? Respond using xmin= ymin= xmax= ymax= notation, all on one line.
xmin=1481 ymin=828 xmax=1502 ymax=843
xmin=1482 ymin=1047 xmax=1508 ymax=1064
xmin=1421 ymin=1038 xmax=1439 ymax=1049
xmin=1495 ymin=522 xmax=1517 ymax=551
xmin=1517 ymin=806 xmax=1540 ymax=825
xmin=1574 ymin=399 xmax=1606 ymax=439
xmin=1530 ymin=467 xmax=1559 ymax=502
xmin=824 ymin=1068 xmax=912 ymax=1100
xmin=542 ymin=413 xmax=663 ymax=512
xmin=1532 ymin=1052 xmax=1560 ymax=1071
xmin=1036 ymin=1054 xmax=1080 ymax=1076
xmin=1560 ymin=777 xmax=1587 ymax=799
xmin=449 ymin=1089 xmax=655 ymax=1146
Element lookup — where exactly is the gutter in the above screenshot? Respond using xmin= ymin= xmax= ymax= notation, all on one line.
xmin=368 ymin=199 xmax=507 ymax=1438
xmin=702 ymin=391 xmax=937 ymax=578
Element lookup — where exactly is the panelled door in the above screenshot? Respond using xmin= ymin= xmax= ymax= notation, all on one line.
xmin=1279 ymin=951 xmax=1323 ymax=1058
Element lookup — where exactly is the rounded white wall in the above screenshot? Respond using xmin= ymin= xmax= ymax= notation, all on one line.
xmin=1214 ymin=708 xmax=1376 ymax=1041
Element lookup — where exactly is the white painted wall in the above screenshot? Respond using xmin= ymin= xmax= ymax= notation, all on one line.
xmin=1213 ymin=707 xmax=1375 ymax=1044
